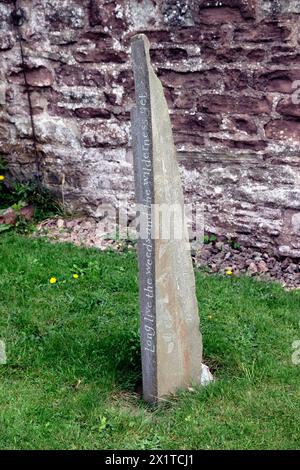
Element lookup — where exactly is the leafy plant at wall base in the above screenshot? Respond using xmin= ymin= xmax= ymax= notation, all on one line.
xmin=14 ymin=217 xmax=36 ymax=235
xmin=12 ymin=182 xmax=63 ymax=221
xmin=204 ymin=234 xmax=218 ymax=245
xmin=0 ymin=178 xmax=62 ymax=232
xmin=228 ymin=238 xmax=241 ymax=250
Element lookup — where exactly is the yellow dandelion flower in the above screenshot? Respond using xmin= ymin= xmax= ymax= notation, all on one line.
xmin=0 ymin=175 xmax=5 ymax=181
xmin=226 ymin=269 xmax=233 ymax=276
xmin=49 ymin=277 xmax=57 ymax=284
xmin=72 ymin=273 xmax=79 ymax=279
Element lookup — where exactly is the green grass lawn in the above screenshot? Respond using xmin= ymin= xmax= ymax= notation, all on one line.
xmin=0 ymin=233 xmax=300 ymax=450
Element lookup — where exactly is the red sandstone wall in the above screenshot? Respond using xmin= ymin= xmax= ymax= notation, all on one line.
xmin=1 ymin=0 xmax=300 ymax=255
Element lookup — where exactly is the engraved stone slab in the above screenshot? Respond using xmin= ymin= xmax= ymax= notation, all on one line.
xmin=131 ymin=34 xmax=203 ymax=403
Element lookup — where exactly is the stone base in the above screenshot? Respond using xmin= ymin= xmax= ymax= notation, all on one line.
xmin=200 ymin=363 xmax=214 ymax=386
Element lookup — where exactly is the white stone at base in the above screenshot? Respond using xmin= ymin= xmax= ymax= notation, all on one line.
xmin=200 ymin=363 xmax=214 ymax=386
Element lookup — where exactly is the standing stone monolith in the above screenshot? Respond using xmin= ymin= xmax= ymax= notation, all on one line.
xmin=131 ymin=34 xmax=203 ymax=403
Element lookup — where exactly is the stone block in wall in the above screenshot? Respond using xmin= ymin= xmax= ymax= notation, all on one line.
xmin=230 ymin=117 xmax=257 ymax=135
xmin=0 ymin=31 xmax=15 ymax=50
xmin=48 ymin=87 xmax=108 ymax=117
xmin=201 ymin=45 xmax=268 ymax=65
xmin=254 ymin=70 xmax=300 ymax=94
xmin=223 ymin=70 xmax=252 ymax=91
xmin=197 ymin=94 xmax=271 ymax=115
xmin=172 ymin=90 xmax=196 ymax=110
xmin=150 ymin=46 xmax=189 ymax=62
xmin=261 ymin=0 xmax=300 ymax=15
xmin=89 ymin=0 xmax=128 ymax=33
xmin=234 ymin=21 xmax=291 ymax=43
xmin=80 ymin=119 xmax=128 ymax=148
xmin=174 ymin=133 xmax=205 ymax=148
xmin=171 ymin=112 xmax=221 ymax=133
xmin=55 ymin=65 xmax=105 ymax=87
xmin=74 ymin=47 xmax=128 ymax=63
xmin=198 ymin=0 xmax=256 ymax=20
xmin=0 ymin=2 xmax=11 ymax=27
xmin=210 ymin=138 xmax=267 ymax=152
xmin=45 ymin=0 xmax=86 ymax=30
xmin=48 ymin=30 xmax=79 ymax=46
xmin=276 ymin=98 xmax=300 ymax=119
xmin=162 ymin=0 xmax=195 ymax=27
xmin=265 ymin=119 xmax=300 ymax=144
xmin=8 ymin=67 xmax=53 ymax=88
xmin=74 ymin=108 xmax=111 ymax=119
xmin=115 ymin=69 xmax=134 ymax=95
xmin=270 ymin=54 xmax=300 ymax=67
xmin=14 ymin=115 xmax=80 ymax=148
xmin=129 ymin=0 xmax=163 ymax=30
xmin=0 ymin=122 xmax=11 ymax=141
xmin=158 ymin=69 xmax=223 ymax=92
xmin=171 ymin=25 xmax=224 ymax=43
xmin=198 ymin=6 xmax=244 ymax=25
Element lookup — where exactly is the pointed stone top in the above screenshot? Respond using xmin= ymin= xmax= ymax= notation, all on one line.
xmin=131 ymin=33 xmax=150 ymax=49
xmin=131 ymin=34 xmax=151 ymax=66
